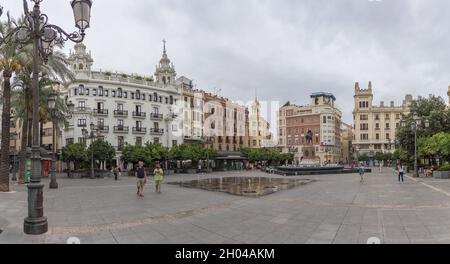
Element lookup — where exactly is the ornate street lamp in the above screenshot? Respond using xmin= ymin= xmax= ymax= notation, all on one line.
xmin=11 ymin=132 xmax=19 ymax=182
xmin=1 ymin=0 xmax=92 ymax=235
xmin=48 ymin=91 xmax=58 ymax=189
xmin=401 ymin=115 xmax=429 ymax=177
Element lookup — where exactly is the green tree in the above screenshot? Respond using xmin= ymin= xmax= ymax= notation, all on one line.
xmin=396 ymin=95 xmax=450 ymax=162
xmin=121 ymin=145 xmax=151 ymax=166
xmin=0 ymin=13 xmax=24 ymax=192
xmin=61 ymin=143 xmax=87 ymax=173
xmin=88 ymin=140 xmax=115 ymax=169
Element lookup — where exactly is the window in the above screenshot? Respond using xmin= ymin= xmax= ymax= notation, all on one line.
xmin=97 ymin=102 xmax=104 ymax=110
xmin=124 ymin=91 xmax=128 ymax=99
xmin=154 ymin=92 xmax=158 ymax=102
xmin=117 ymin=103 xmax=124 ymax=111
xmin=118 ymin=136 xmax=124 ymax=150
xmin=78 ymin=85 xmax=85 ymax=95
xmin=78 ymin=101 xmax=86 ymax=109
xmin=117 ymin=88 xmax=123 ymax=98
xmin=77 ymin=119 xmax=87 ymax=127
xmin=159 ymin=96 xmax=162 ymax=103
xmin=375 ymin=114 xmax=380 ymax=120
xmin=86 ymin=88 xmax=89 ymax=95
xmin=92 ymin=89 xmax=97 ymax=96
xmin=105 ymin=90 xmax=109 ymax=97
xmin=136 ymin=90 xmax=140 ymax=100
xmin=360 ymin=124 xmax=369 ymax=131
xmin=66 ymin=138 xmax=74 ymax=145
xmin=360 ymin=134 xmax=369 ymax=140
xmin=172 ymin=124 xmax=178 ymax=131
xmin=323 ymin=116 xmax=327 ymax=124
xmin=170 ymin=96 xmax=173 ymax=105
xmin=360 ymin=115 xmax=368 ymax=121
xmin=165 ymin=97 xmax=168 ymax=104
xmin=74 ymin=88 xmax=77 ymax=95
xmin=98 ymin=118 xmax=104 ymax=128
xmin=131 ymin=92 xmax=135 ymax=99
xmin=142 ymin=94 xmax=145 ymax=100
xmin=98 ymin=86 xmax=103 ymax=96
xmin=112 ymin=90 xmax=116 ymax=97
xmin=172 ymin=140 xmax=178 ymax=146
xmin=386 ymin=123 xmax=390 ymax=129
xmin=154 ymin=138 xmax=160 ymax=144
xmin=149 ymin=95 xmax=152 ymax=101
xmin=136 ymin=121 xmax=142 ymax=128
xmin=154 ymin=122 xmax=159 ymax=129
xmin=376 ymin=134 xmax=380 ymax=140
xmin=386 ymin=133 xmax=390 ymax=140
xmin=153 ymin=107 xmax=159 ymax=114
xmin=118 ymin=119 xmax=124 ymax=127
xmin=136 ymin=137 xmax=142 ymax=146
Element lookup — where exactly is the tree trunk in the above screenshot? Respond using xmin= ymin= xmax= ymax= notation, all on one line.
xmin=0 ymin=73 xmax=12 ymax=192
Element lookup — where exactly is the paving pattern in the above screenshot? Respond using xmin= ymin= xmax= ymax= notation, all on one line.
xmin=2 ymin=169 xmax=450 ymax=244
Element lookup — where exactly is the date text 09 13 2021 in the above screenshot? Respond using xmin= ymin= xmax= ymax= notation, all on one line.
xmin=175 ymin=248 xmax=275 ymax=262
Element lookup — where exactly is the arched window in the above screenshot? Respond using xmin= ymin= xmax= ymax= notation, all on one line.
xmin=162 ymin=76 xmax=166 ymax=84
xmin=78 ymin=85 xmax=85 ymax=95
xmin=98 ymin=86 xmax=104 ymax=96
xmin=79 ymin=63 xmax=84 ymax=70
xmin=117 ymin=88 xmax=122 ymax=98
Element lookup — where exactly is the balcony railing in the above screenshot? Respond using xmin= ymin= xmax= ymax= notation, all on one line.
xmin=113 ymin=126 xmax=129 ymax=133
xmin=114 ymin=110 xmax=128 ymax=116
xmin=132 ymin=127 xmax=147 ymax=134
xmin=93 ymin=109 xmax=109 ymax=116
xmin=132 ymin=111 xmax=147 ymax=118
xmin=150 ymin=113 xmax=163 ymax=120
xmin=77 ymin=123 xmax=87 ymax=128
xmin=97 ymin=125 xmax=110 ymax=133
xmin=150 ymin=128 xmax=164 ymax=135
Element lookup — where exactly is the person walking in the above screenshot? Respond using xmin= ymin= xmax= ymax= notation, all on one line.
xmin=113 ymin=166 xmax=118 ymax=181
xmin=379 ymin=161 xmax=383 ymax=173
xmin=398 ymin=164 xmax=405 ymax=183
xmin=135 ymin=161 xmax=147 ymax=197
xmin=154 ymin=163 xmax=164 ymax=194
xmin=358 ymin=163 xmax=365 ymax=183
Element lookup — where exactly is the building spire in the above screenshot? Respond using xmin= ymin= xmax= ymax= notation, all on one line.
xmin=162 ymin=39 xmax=167 ymax=54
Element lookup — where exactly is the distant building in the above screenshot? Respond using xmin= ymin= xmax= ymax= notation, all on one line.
xmin=340 ymin=122 xmax=354 ymax=165
xmin=248 ymin=98 xmax=273 ymax=148
xmin=278 ymin=92 xmax=342 ymax=164
xmin=352 ymin=82 xmax=412 ymax=158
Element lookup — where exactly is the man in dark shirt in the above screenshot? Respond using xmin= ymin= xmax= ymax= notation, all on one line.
xmin=135 ymin=161 xmax=147 ymax=197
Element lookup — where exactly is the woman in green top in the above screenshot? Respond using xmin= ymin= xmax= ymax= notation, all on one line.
xmin=154 ymin=164 xmax=164 ymax=193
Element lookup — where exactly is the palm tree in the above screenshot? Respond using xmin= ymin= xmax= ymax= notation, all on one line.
xmin=12 ymin=53 xmax=73 ymax=183
xmin=0 ymin=13 xmax=24 ymax=192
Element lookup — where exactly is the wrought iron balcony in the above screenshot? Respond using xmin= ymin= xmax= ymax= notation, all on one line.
xmin=93 ymin=109 xmax=109 ymax=116
xmin=132 ymin=127 xmax=147 ymax=134
xmin=97 ymin=125 xmax=109 ymax=133
xmin=150 ymin=113 xmax=163 ymax=120
xmin=113 ymin=110 xmax=128 ymax=116
xmin=150 ymin=128 xmax=164 ymax=135
xmin=113 ymin=126 xmax=129 ymax=133
xmin=132 ymin=111 xmax=147 ymax=118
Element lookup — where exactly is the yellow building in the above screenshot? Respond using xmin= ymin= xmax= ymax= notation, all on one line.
xmin=352 ymin=82 xmax=412 ymax=158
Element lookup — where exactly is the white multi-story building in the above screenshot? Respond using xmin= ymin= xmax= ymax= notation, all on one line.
xmin=61 ymin=42 xmax=182 ymax=167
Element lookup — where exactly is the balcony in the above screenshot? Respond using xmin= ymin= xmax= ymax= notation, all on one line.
xmin=150 ymin=128 xmax=164 ymax=135
xmin=132 ymin=127 xmax=147 ymax=134
xmin=132 ymin=111 xmax=147 ymax=119
xmin=77 ymin=123 xmax=87 ymax=128
xmin=113 ymin=110 xmax=128 ymax=117
xmin=113 ymin=126 xmax=129 ymax=133
xmin=150 ymin=113 xmax=163 ymax=120
xmin=97 ymin=125 xmax=109 ymax=133
xmin=93 ymin=109 xmax=109 ymax=116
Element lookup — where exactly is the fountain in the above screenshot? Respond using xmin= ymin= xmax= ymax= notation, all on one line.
xmin=274 ymin=159 xmax=371 ymax=176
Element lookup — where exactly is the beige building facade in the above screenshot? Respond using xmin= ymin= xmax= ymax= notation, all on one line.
xmin=352 ymin=82 xmax=413 ymax=158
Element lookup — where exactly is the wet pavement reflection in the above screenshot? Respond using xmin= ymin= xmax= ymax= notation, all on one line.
xmin=168 ymin=177 xmax=315 ymax=197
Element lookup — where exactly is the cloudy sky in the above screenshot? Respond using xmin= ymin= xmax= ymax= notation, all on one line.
xmin=2 ymin=0 xmax=450 ymax=131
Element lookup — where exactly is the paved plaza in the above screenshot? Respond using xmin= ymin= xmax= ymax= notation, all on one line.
xmin=2 ymin=169 xmax=450 ymax=244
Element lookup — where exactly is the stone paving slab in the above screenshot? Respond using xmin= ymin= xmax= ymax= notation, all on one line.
xmin=2 ymin=169 xmax=450 ymax=244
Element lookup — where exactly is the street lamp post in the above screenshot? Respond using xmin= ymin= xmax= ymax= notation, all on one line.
xmin=402 ymin=115 xmax=429 ymax=178
xmin=1 ymin=0 xmax=92 ymax=235
xmin=48 ymin=91 xmax=58 ymax=189
xmin=11 ymin=132 xmax=19 ymax=182
xmin=83 ymin=122 xmax=99 ymax=179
